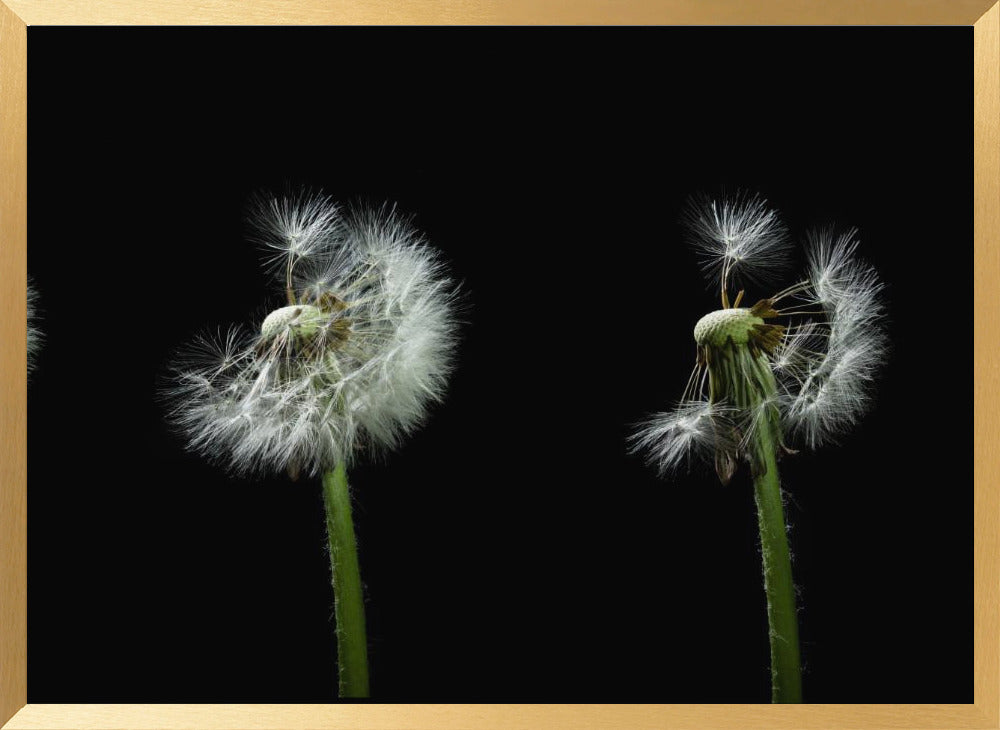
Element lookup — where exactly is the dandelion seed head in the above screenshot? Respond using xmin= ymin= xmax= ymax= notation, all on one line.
xmin=167 ymin=194 xmax=459 ymax=478
xmin=635 ymin=194 xmax=887 ymax=482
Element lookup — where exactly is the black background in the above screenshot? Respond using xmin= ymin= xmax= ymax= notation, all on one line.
xmin=27 ymin=28 xmax=971 ymax=703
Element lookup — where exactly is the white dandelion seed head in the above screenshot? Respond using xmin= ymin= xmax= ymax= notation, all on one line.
xmin=167 ymin=195 xmax=459 ymax=477
xmin=682 ymin=191 xmax=793 ymax=291
xmin=630 ymin=400 xmax=738 ymax=476
xmin=636 ymin=195 xmax=889 ymax=483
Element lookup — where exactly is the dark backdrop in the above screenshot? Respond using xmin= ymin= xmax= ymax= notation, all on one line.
xmin=27 ymin=27 xmax=971 ymax=703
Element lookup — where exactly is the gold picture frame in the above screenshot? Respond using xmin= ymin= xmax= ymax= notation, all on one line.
xmin=2 ymin=2 xmax=997 ymax=728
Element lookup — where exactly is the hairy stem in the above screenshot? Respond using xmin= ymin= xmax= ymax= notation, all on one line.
xmin=322 ymin=463 xmax=370 ymax=698
xmin=751 ymin=421 xmax=802 ymax=703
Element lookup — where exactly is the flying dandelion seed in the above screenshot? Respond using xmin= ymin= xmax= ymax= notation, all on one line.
xmin=166 ymin=191 xmax=460 ymax=698
xmin=631 ymin=193 xmax=887 ymax=703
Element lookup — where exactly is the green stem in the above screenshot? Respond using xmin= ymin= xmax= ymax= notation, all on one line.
xmin=751 ymin=423 xmax=802 ymax=703
xmin=322 ymin=463 xmax=370 ymax=698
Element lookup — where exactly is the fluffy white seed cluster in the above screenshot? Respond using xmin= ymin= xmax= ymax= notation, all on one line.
xmin=633 ymin=194 xmax=887 ymax=477
xmin=27 ymin=279 xmax=42 ymax=372
xmin=682 ymin=191 xmax=793 ymax=289
xmin=782 ymin=228 xmax=887 ymax=449
xmin=167 ymin=193 xmax=459 ymax=477
xmin=632 ymin=401 xmax=738 ymax=477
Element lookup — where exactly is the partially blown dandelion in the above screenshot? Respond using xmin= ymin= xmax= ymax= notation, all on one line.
xmin=167 ymin=191 xmax=459 ymax=698
xmin=632 ymin=193 xmax=887 ymax=703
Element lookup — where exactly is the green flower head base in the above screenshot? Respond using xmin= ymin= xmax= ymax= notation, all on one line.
xmin=167 ymin=192 xmax=459 ymax=478
xmin=633 ymin=193 xmax=888 ymax=484
xmin=691 ymin=301 xmax=787 ymax=483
